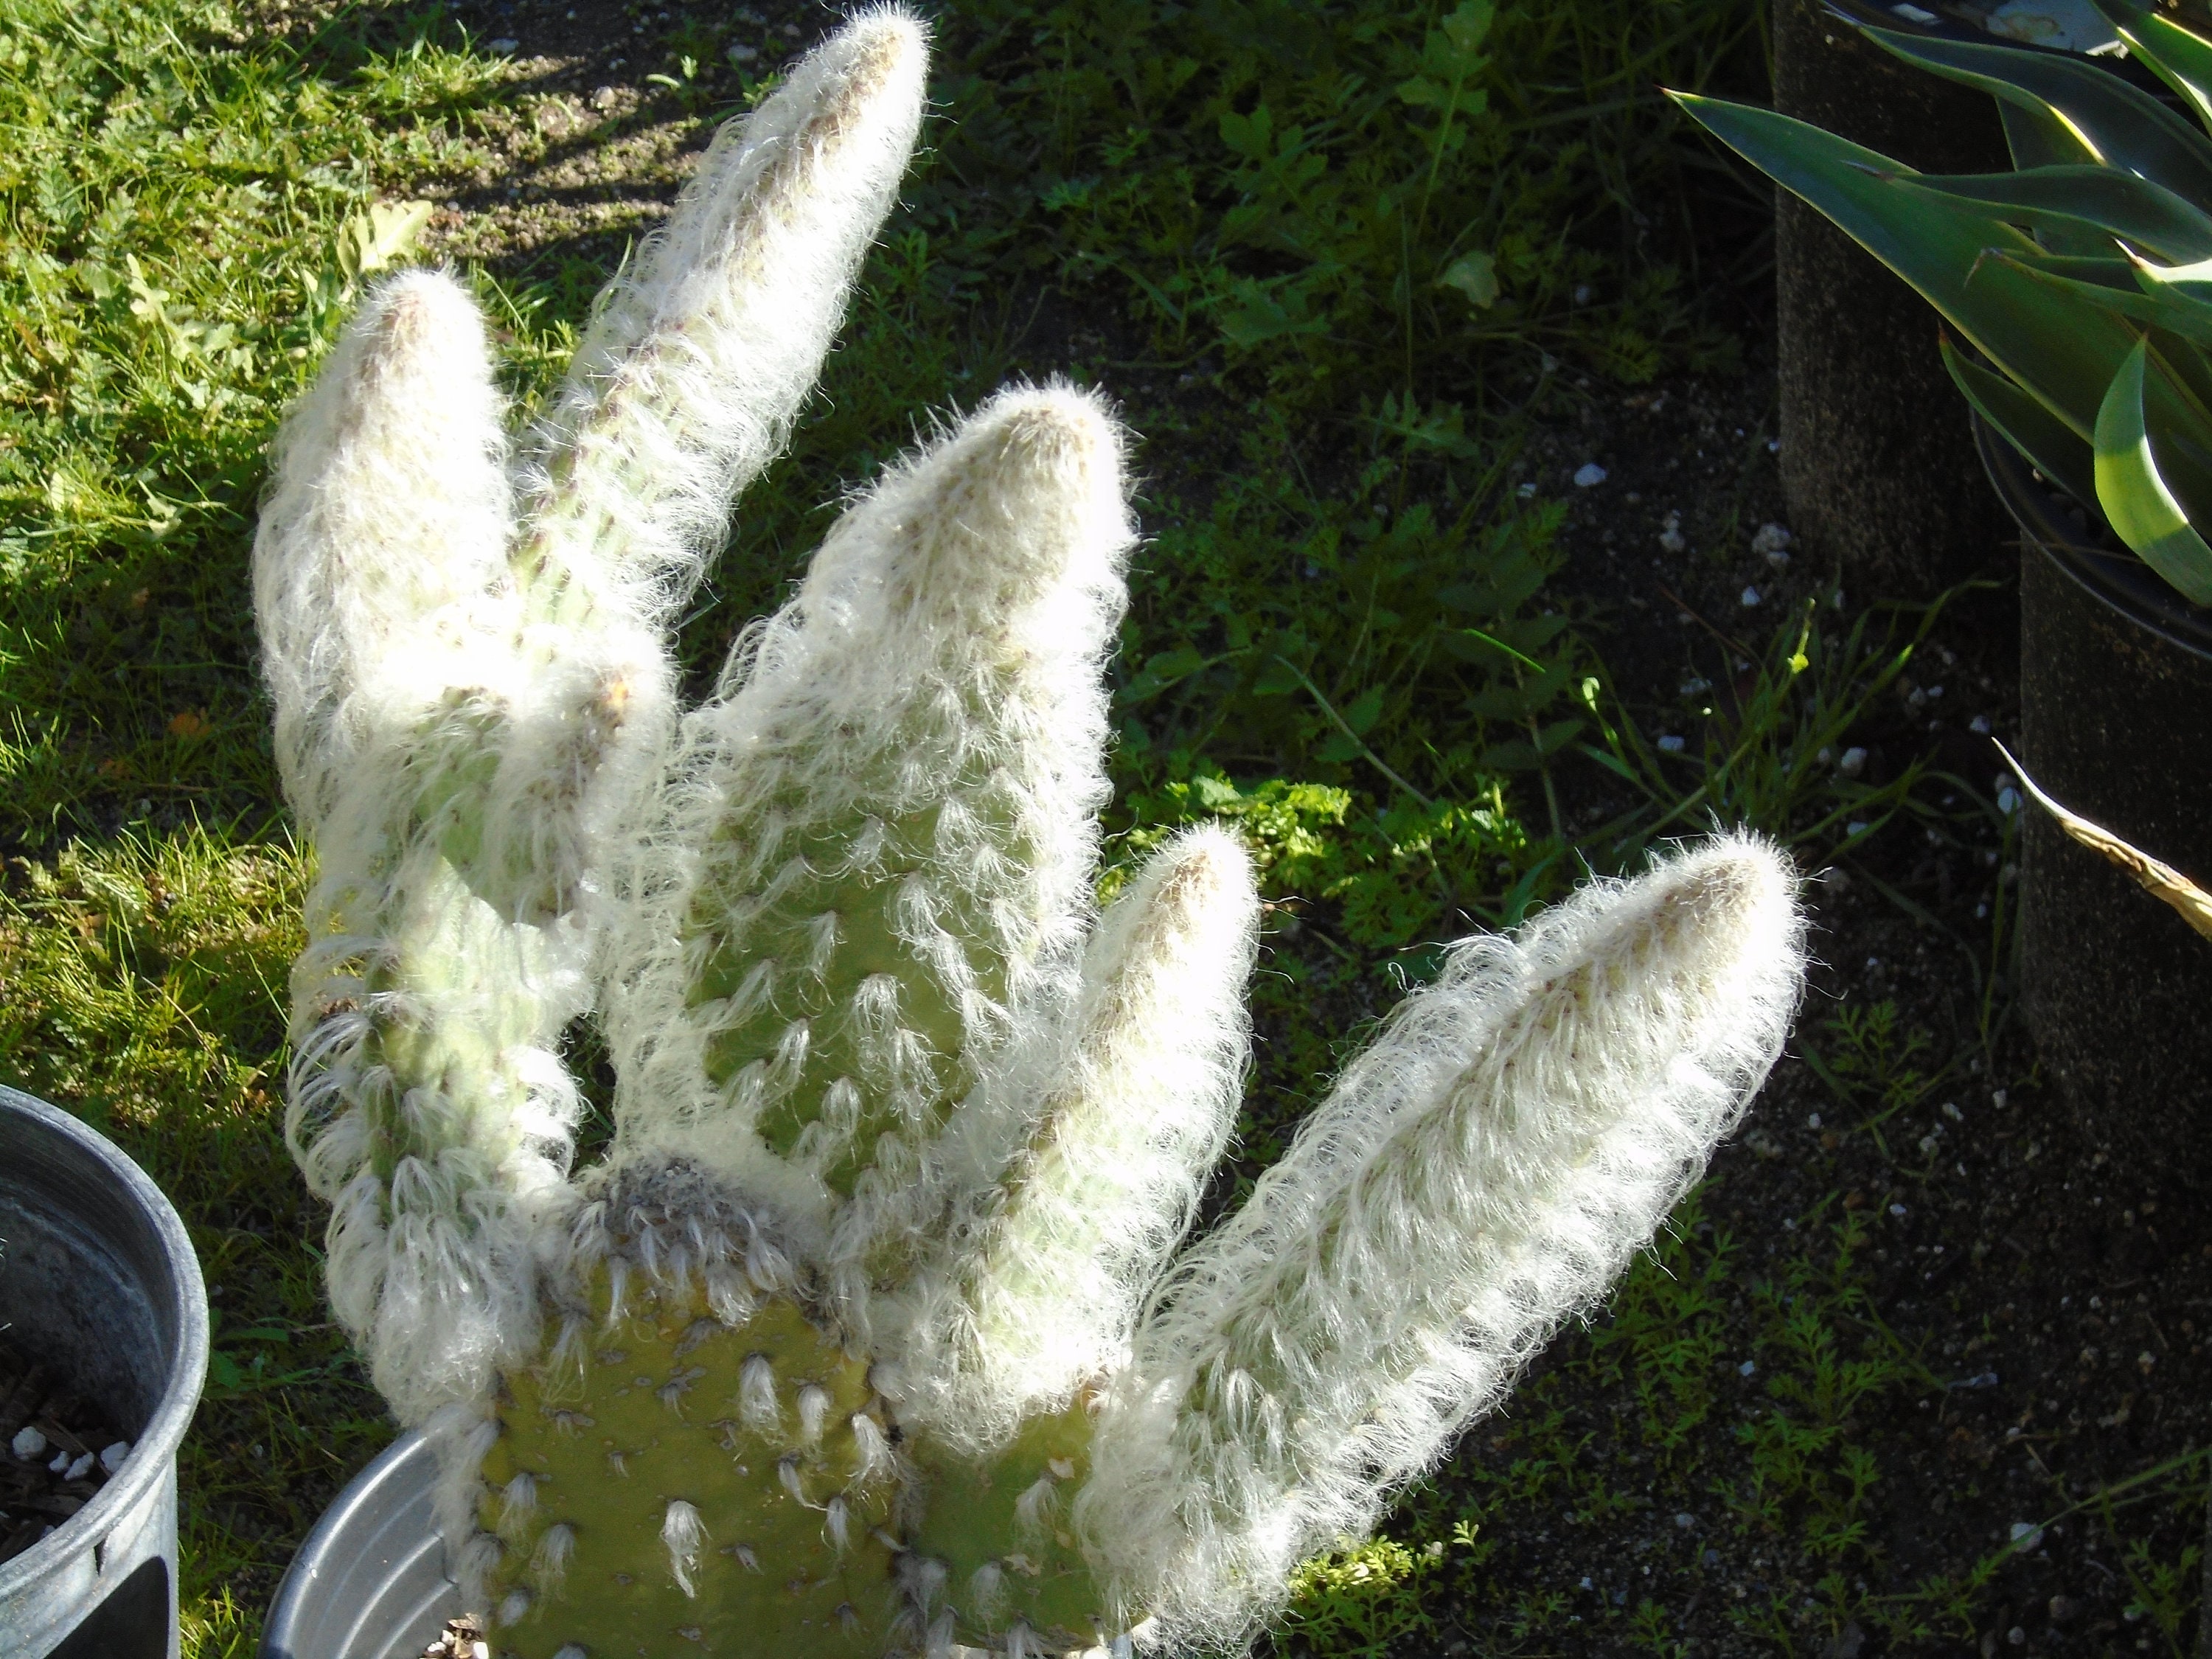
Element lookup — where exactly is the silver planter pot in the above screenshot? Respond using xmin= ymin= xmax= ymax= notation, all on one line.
xmin=0 ymin=1084 xmax=209 ymax=1659
xmin=260 ymin=1430 xmax=459 ymax=1659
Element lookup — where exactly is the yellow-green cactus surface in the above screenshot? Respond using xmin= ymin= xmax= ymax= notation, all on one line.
xmin=480 ymin=1289 xmax=900 ymax=1659
xmin=477 ymin=1270 xmax=1119 ymax=1659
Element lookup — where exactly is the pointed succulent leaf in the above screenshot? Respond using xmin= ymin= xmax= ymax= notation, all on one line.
xmin=1989 ymin=99 xmax=2112 ymax=256
xmin=1908 ymin=164 xmax=2212 ymax=264
xmin=2087 ymin=0 xmax=2212 ymax=136
xmin=2126 ymin=248 xmax=2212 ymax=340
xmin=1941 ymin=333 xmax=2099 ymax=507
xmin=1997 ymin=96 xmax=2098 ymax=178
xmin=1670 ymin=92 xmax=2137 ymax=437
xmin=1988 ymin=246 xmax=2205 ymax=335
xmin=1996 ymin=249 xmax=2142 ymax=300
xmin=1859 ymin=24 xmax=2212 ymax=198
xmin=2094 ymin=337 xmax=2212 ymax=602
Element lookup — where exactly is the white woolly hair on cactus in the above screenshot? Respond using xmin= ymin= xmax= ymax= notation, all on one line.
xmin=252 ymin=269 xmax=512 ymax=815
xmin=258 ymin=11 xmax=933 ymax=1430
xmin=523 ymin=7 xmax=930 ymax=622
xmin=596 ymin=381 xmax=1135 ymax=1279
xmin=1077 ymin=832 xmax=1805 ymax=1649
xmin=889 ymin=824 xmax=1262 ymax=1450
xmin=422 ymin=1396 xmax=503 ymax=1608
xmin=259 ymin=13 xmax=1816 ymax=1658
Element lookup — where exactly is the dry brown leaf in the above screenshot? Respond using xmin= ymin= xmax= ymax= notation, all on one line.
xmin=1994 ymin=740 xmax=2212 ymax=941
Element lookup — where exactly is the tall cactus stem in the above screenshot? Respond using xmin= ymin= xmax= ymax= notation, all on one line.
xmin=1079 ymin=833 xmax=1806 ymax=1649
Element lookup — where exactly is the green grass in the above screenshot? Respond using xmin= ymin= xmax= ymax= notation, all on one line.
xmin=1 ymin=0 xmax=2205 ymax=1653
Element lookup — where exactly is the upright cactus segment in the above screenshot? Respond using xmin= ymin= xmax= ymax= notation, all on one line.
xmin=257 ymin=10 xmax=928 ymax=1427
xmin=257 ymin=14 xmax=1810 ymax=1659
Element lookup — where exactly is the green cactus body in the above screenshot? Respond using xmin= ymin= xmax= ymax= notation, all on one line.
xmin=481 ymin=1281 xmax=902 ymax=1659
xmin=906 ymin=1402 xmax=1109 ymax=1649
xmin=358 ymin=869 xmax=549 ymax=1185
xmin=686 ymin=795 xmax=996 ymax=1197
xmin=479 ymin=1262 xmax=1117 ymax=1659
xmin=257 ymin=15 xmax=1809 ymax=1659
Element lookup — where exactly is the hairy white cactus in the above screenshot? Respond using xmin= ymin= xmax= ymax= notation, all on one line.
xmin=255 ymin=13 xmax=1809 ymax=1659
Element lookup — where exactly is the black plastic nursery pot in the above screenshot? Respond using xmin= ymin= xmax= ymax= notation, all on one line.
xmin=0 ymin=1084 xmax=209 ymax=1659
xmin=260 ymin=1429 xmax=459 ymax=1659
xmin=1974 ymin=420 xmax=2212 ymax=1190
xmin=1773 ymin=0 xmax=2011 ymax=596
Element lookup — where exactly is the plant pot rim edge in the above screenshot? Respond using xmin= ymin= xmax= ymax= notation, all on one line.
xmin=1972 ymin=412 xmax=2212 ymax=662
xmin=0 ymin=1083 xmax=209 ymax=1600
xmin=257 ymin=1426 xmax=442 ymax=1659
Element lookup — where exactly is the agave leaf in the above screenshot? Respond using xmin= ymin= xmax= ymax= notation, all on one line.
xmin=1992 ymin=105 xmax=2112 ymax=255
xmin=2086 ymin=0 xmax=2212 ymax=138
xmin=1940 ymin=333 xmax=2098 ymax=507
xmin=1907 ymin=165 xmax=2212 ymax=264
xmin=1983 ymin=258 xmax=2212 ymax=497
xmin=1997 ymin=100 xmax=2098 ymax=177
xmin=2149 ymin=327 xmax=2212 ymax=434
xmin=2012 ymin=251 xmax=2142 ymax=292
xmin=2131 ymin=248 xmax=2212 ymax=324
xmin=1672 ymin=93 xmax=2138 ymax=437
xmin=2093 ymin=336 xmax=2212 ymax=602
xmin=1991 ymin=248 xmax=2212 ymax=346
xmin=1861 ymin=25 xmax=2212 ymax=201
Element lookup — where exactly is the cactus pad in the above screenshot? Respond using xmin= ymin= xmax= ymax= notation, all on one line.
xmin=479 ymin=1281 xmax=902 ymax=1659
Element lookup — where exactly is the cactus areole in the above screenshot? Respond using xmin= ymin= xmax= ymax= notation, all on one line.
xmin=254 ymin=13 xmax=1811 ymax=1658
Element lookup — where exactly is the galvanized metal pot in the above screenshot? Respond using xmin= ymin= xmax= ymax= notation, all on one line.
xmin=0 ymin=1084 xmax=209 ymax=1659
xmin=260 ymin=1430 xmax=459 ymax=1659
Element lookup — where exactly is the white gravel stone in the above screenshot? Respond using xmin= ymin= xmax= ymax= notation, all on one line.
xmin=1572 ymin=462 xmax=1607 ymax=487
xmin=64 ymin=1453 xmax=94 ymax=1481
xmin=11 ymin=1427 xmax=45 ymax=1461
xmin=100 ymin=1441 xmax=131 ymax=1475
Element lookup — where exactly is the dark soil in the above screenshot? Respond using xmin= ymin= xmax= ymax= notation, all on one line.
xmin=1383 ymin=358 xmax=2212 ymax=1655
xmin=0 ymin=1334 xmax=132 ymax=1566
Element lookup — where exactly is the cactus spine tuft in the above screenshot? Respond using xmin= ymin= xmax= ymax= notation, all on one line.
xmin=257 ymin=13 xmax=1808 ymax=1658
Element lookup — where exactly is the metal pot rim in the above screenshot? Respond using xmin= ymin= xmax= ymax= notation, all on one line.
xmin=0 ymin=1085 xmax=209 ymax=1598
xmin=1973 ymin=414 xmax=2212 ymax=663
